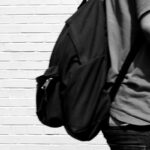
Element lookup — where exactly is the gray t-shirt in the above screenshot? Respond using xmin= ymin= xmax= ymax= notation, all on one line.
xmin=106 ymin=0 xmax=150 ymax=125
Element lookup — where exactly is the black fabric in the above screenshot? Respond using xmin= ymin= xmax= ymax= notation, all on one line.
xmin=58 ymin=0 xmax=110 ymax=141
xmin=102 ymin=126 xmax=150 ymax=150
xmin=35 ymin=0 xmax=141 ymax=141
xmin=36 ymin=0 xmax=110 ymax=141
xmin=77 ymin=0 xmax=87 ymax=9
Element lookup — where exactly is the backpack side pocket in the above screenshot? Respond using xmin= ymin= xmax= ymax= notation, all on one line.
xmin=36 ymin=66 xmax=63 ymax=127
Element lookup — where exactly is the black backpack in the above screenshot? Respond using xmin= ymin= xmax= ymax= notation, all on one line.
xmin=35 ymin=0 xmax=141 ymax=141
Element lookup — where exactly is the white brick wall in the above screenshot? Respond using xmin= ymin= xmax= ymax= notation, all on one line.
xmin=0 ymin=0 xmax=110 ymax=149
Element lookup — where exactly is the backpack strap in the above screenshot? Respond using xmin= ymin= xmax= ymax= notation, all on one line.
xmin=109 ymin=32 xmax=143 ymax=101
xmin=78 ymin=0 xmax=105 ymax=9
xmin=77 ymin=0 xmax=87 ymax=9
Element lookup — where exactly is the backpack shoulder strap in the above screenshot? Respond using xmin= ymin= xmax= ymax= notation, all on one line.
xmin=77 ymin=0 xmax=87 ymax=9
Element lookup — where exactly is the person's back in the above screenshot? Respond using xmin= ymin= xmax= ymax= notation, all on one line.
xmin=102 ymin=0 xmax=150 ymax=149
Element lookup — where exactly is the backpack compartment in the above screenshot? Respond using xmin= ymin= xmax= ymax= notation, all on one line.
xmin=36 ymin=66 xmax=63 ymax=127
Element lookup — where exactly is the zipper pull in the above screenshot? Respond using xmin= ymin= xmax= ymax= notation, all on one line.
xmin=41 ymin=78 xmax=53 ymax=90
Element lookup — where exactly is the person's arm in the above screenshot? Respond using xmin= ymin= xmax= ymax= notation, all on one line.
xmin=140 ymin=13 xmax=150 ymax=42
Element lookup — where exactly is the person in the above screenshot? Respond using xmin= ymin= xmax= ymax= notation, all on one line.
xmin=102 ymin=0 xmax=150 ymax=149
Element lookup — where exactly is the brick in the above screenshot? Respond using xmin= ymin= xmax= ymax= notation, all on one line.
xmin=0 ymin=98 xmax=35 ymax=106
xmin=0 ymin=6 xmax=77 ymax=15
xmin=0 ymin=134 xmax=107 ymax=144
xmin=0 ymin=70 xmax=45 ymax=79
xmin=0 ymin=116 xmax=40 ymax=125
xmin=0 ymin=61 xmax=48 ymax=69
xmin=0 ymin=24 xmax=64 ymax=33
xmin=0 ymin=33 xmax=59 ymax=43
xmin=0 ymin=144 xmax=110 ymax=150
xmin=0 ymin=125 xmax=65 ymax=135
xmin=0 ymin=43 xmax=54 ymax=52
xmin=0 ymin=0 xmax=61 ymax=5
xmin=0 ymin=89 xmax=35 ymax=99
xmin=0 ymin=79 xmax=35 ymax=88
xmin=0 ymin=52 xmax=51 ymax=61
xmin=0 ymin=107 xmax=35 ymax=116
xmin=0 ymin=15 xmax=70 ymax=24
xmin=61 ymin=0 xmax=79 ymax=4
